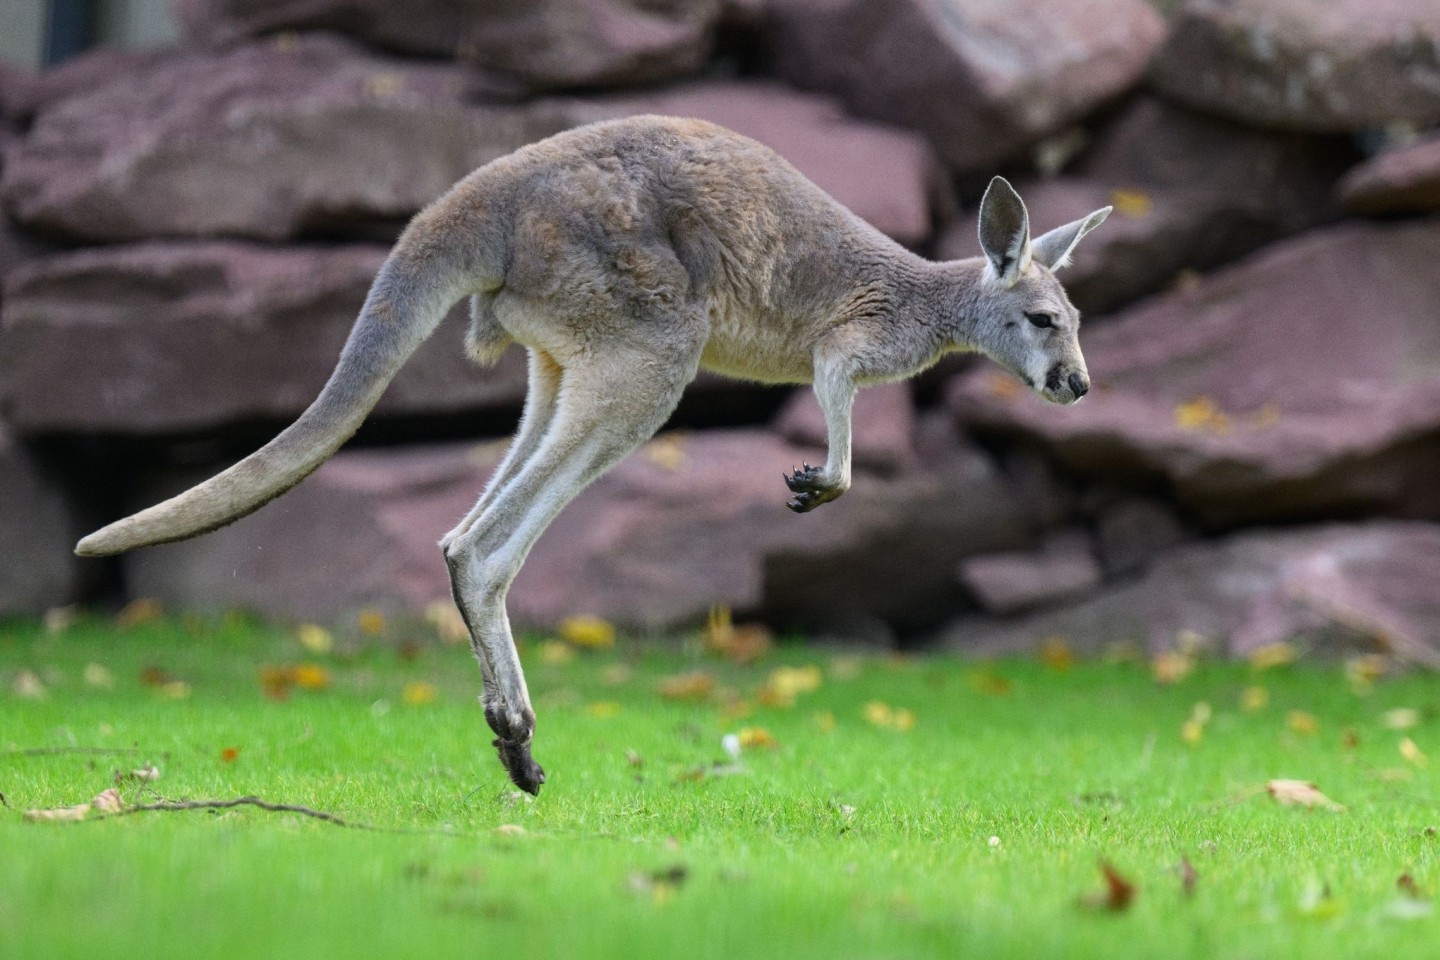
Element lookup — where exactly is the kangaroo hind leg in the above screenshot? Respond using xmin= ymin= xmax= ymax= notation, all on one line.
xmin=443 ymin=337 xmax=700 ymax=793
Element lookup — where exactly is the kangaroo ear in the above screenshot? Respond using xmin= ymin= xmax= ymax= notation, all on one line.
xmin=1031 ymin=206 xmax=1112 ymax=271
xmin=977 ymin=176 xmax=1031 ymax=286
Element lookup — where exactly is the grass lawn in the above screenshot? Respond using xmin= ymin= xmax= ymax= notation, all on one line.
xmin=2 ymin=613 xmax=1437 ymax=959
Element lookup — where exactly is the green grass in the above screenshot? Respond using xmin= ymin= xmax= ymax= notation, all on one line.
xmin=2 ymin=615 xmax=1438 ymax=960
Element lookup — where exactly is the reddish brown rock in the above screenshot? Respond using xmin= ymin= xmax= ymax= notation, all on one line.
xmin=0 ymin=425 xmax=76 ymax=615
xmin=767 ymin=0 xmax=1166 ymax=171
xmin=772 ymin=381 xmax=917 ymax=473
xmin=176 ymin=0 xmax=723 ymax=90
xmin=1337 ymin=133 xmax=1440 ymax=216
xmin=937 ymin=98 xmax=1350 ymax=312
xmin=125 ymin=428 xmax=1035 ymax=633
xmin=4 ymin=40 xmax=945 ymax=247
xmin=2 ymin=36 xmax=573 ymax=243
xmin=943 ymin=522 xmax=1440 ymax=668
xmin=956 ymin=530 xmax=1100 ymax=615
xmin=947 ymin=221 xmax=1440 ymax=526
xmin=1093 ymin=496 xmax=1189 ymax=576
xmin=0 ymin=242 xmax=527 ymax=433
xmin=1151 ymin=0 xmax=1440 ymax=132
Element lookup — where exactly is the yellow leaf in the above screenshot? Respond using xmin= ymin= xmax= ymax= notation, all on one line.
xmin=24 ymin=802 xmax=92 ymax=822
xmin=559 ymin=615 xmax=616 ymax=650
xmin=357 ymin=608 xmax=388 ymax=636
xmin=738 ymin=727 xmax=778 ymax=749
xmin=495 ymin=824 xmax=526 ymax=836
xmin=1110 ymin=188 xmax=1153 ymax=219
xmin=1248 ymin=642 xmax=1298 ymax=670
xmin=1151 ymin=651 xmax=1194 ymax=685
xmin=402 ymin=681 xmax=438 ymax=706
xmin=893 ymin=708 xmax=917 ymax=732
xmin=83 ymin=663 xmax=115 ymax=689
xmin=587 ymin=700 xmax=622 ymax=718
xmin=156 ymin=680 xmax=191 ymax=700
xmin=657 ymin=670 xmax=715 ymax=701
xmin=828 ymin=656 xmax=864 ymax=681
xmin=43 ymin=606 xmax=77 ymax=634
xmin=292 ymin=663 xmax=331 ymax=691
xmin=1181 ymin=719 xmax=1205 ymax=744
xmin=1383 ymin=708 xmax=1421 ymax=730
xmin=296 ymin=624 xmax=334 ymax=655
xmin=1400 ymin=738 xmax=1428 ymax=768
xmin=539 ymin=640 xmax=575 ymax=665
xmin=1287 ymin=710 xmax=1320 ymax=736
xmin=813 ymin=710 xmax=837 ymax=733
xmin=1267 ymin=779 xmax=1344 ymax=811
xmin=703 ymin=605 xmax=773 ymax=664
xmin=1240 ymin=685 xmax=1269 ymax=712
xmin=863 ymin=701 xmax=894 ymax=727
xmin=759 ymin=665 xmax=823 ymax=706
xmin=966 ymin=669 xmax=1013 ymax=695
xmin=1038 ymin=636 xmax=1076 ymax=671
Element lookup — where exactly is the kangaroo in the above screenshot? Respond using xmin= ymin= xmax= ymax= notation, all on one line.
xmin=75 ymin=115 xmax=1110 ymax=794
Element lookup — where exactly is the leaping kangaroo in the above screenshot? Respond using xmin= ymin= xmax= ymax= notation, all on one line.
xmin=76 ymin=116 xmax=1111 ymax=793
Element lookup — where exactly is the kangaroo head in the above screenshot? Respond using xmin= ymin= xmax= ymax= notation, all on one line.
xmin=972 ymin=177 xmax=1110 ymax=405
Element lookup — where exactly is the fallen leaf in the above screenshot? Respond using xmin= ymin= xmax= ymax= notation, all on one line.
xmin=1383 ymin=708 xmax=1421 ymax=730
xmin=1151 ymin=651 xmax=1194 ymax=685
xmin=1038 ymin=636 xmax=1076 ymax=671
xmin=587 ymin=700 xmax=622 ymax=718
xmin=1341 ymin=728 xmax=1361 ymax=750
xmin=296 ymin=624 xmax=334 ymax=654
xmin=79 ymin=662 xmax=114 ymax=689
xmin=863 ymin=701 xmax=894 ymax=728
xmin=139 ymin=665 xmax=174 ymax=687
xmin=1247 ymin=403 xmax=1282 ymax=429
xmin=629 ymin=864 xmax=688 ymax=905
xmin=1239 ymin=685 xmax=1269 ymax=711
xmin=292 ymin=663 xmax=331 ymax=691
xmin=1297 ymin=877 xmax=1342 ymax=920
xmin=116 ymin=598 xmax=163 ymax=628
xmin=260 ymin=665 xmax=294 ymax=700
xmin=122 ymin=762 xmax=160 ymax=783
xmin=43 ymin=605 xmax=78 ymax=634
xmin=91 ymin=788 xmax=124 ymax=814
xmin=495 ymin=824 xmax=526 ymax=836
xmin=11 ymin=670 xmax=46 ymax=699
xmin=1248 ymin=642 xmax=1298 ymax=670
xmin=1400 ymin=737 xmax=1428 ymax=768
xmin=559 ymin=615 xmax=616 ymax=650
xmin=657 ymin=670 xmax=715 ymax=701
xmin=156 ymin=681 xmax=191 ymax=700
xmin=703 ymin=605 xmax=773 ymax=664
xmin=813 ymin=710 xmax=837 ymax=733
xmin=1287 ymin=711 xmax=1320 ymax=736
xmin=1079 ymin=860 xmax=1137 ymax=912
xmin=601 ymin=663 xmax=633 ymax=686
xmin=220 ymin=746 xmax=240 ymax=763
xmin=758 ymin=664 xmax=822 ymax=706
xmin=1266 ymin=779 xmax=1344 ymax=811
xmin=539 ymin=640 xmax=575 ymax=665
xmin=966 ymin=669 xmax=1013 ymax=696
xmin=828 ymin=656 xmax=864 ymax=681
xmin=1179 ymin=857 xmax=1197 ymax=898
xmin=1345 ymin=654 xmax=1390 ymax=689
xmin=357 ymin=608 xmax=388 ymax=636
xmin=1183 ymin=701 xmax=1212 ymax=744
xmin=1397 ymin=874 xmax=1425 ymax=899
xmin=402 ymin=681 xmax=439 ymax=706
xmin=737 ymin=727 xmax=778 ymax=750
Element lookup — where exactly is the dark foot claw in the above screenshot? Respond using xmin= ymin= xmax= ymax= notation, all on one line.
xmin=785 ymin=463 xmax=826 ymax=494
xmin=784 ymin=464 xmax=843 ymax=512
xmin=494 ymin=737 xmax=546 ymax=795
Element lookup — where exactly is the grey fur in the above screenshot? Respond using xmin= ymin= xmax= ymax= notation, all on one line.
xmin=74 ymin=117 xmax=1110 ymax=792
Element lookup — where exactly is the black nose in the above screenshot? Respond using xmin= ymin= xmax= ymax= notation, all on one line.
xmin=1068 ymin=372 xmax=1089 ymax=398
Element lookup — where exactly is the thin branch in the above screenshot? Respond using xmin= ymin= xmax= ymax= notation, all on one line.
xmin=103 ymin=795 xmax=374 ymax=830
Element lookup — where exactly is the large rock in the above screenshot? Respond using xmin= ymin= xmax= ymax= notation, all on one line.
xmin=0 ymin=426 xmax=76 ymax=616
xmin=947 ymin=221 xmax=1440 ymax=526
xmin=3 ymin=35 xmax=574 ymax=243
xmin=176 ymin=0 xmax=724 ymax=91
xmin=1336 ymin=133 xmax=1440 ymax=216
xmin=766 ymin=0 xmax=1166 ymax=171
xmin=772 ymin=381 xmax=918 ymax=473
xmin=1151 ymin=0 xmax=1440 ymax=132
xmin=125 ymin=427 xmax=1039 ymax=634
xmin=4 ymin=36 xmax=944 ymax=246
xmin=937 ymin=97 xmax=1351 ymax=312
xmin=942 ymin=522 xmax=1440 ymax=668
xmin=0 ymin=242 xmax=528 ymax=434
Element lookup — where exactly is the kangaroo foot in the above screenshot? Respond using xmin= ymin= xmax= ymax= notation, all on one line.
xmin=784 ymin=463 xmax=844 ymax=513
xmin=485 ymin=705 xmax=546 ymax=795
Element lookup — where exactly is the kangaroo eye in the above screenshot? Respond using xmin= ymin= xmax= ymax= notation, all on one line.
xmin=1025 ymin=311 xmax=1056 ymax=329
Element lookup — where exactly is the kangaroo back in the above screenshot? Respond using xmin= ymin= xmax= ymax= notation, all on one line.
xmin=75 ymin=239 xmax=474 ymax=557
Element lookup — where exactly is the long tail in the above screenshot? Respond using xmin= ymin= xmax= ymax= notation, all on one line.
xmin=75 ymin=245 xmax=470 ymax=557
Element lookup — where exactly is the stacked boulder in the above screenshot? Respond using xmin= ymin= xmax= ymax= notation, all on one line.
xmin=3 ymin=0 xmax=1438 ymax=663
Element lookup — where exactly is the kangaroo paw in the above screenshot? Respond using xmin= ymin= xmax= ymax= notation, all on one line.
xmin=493 ymin=736 xmax=546 ymax=795
xmin=784 ymin=464 xmax=844 ymax=512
